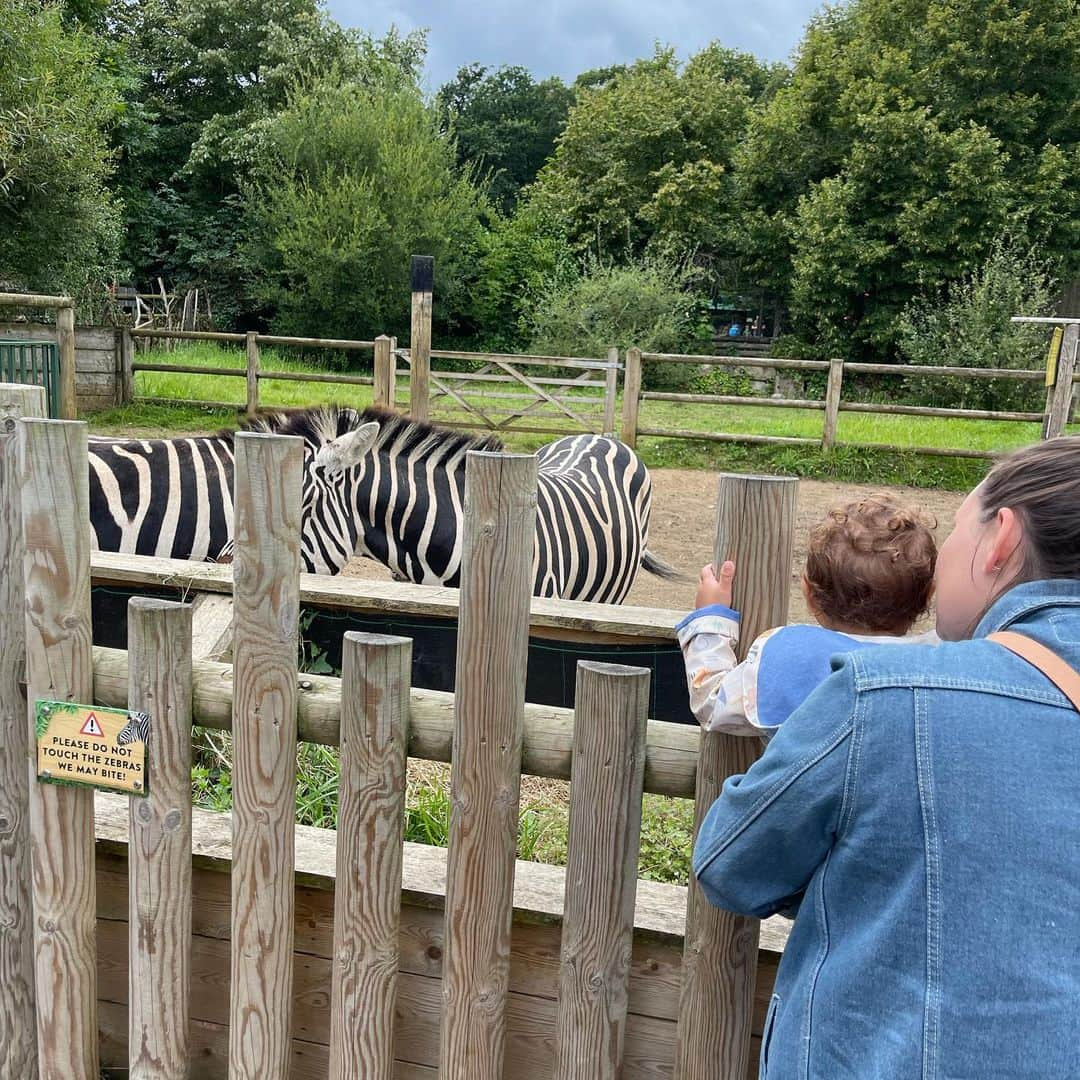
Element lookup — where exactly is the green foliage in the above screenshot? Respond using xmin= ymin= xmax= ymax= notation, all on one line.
xmin=242 ymin=71 xmax=486 ymax=341
xmin=526 ymin=258 xmax=712 ymax=387
xmin=436 ymin=64 xmax=573 ymax=213
xmin=897 ymin=236 xmax=1059 ymax=410
xmin=688 ymin=367 xmax=756 ymax=397
xmin=111 ymin=0 xmax=424 ymax=323
xmin=737 ymin=0 xmax=1080 ymax=359
xmin=532 ymin=44 xmax=782 ymax=267
xmin=0 ymin=0 xmax=121 ymax=295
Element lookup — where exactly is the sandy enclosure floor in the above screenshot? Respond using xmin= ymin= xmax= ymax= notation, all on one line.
xmin=341 ymin=470 xmax=965 ymax=625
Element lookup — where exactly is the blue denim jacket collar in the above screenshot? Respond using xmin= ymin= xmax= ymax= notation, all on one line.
xmin=973 ymin=578 xmax=1080 ymax=639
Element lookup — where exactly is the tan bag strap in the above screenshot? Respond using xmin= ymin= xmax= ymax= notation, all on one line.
xmin=988 ymin=631 xmax=1080 ymax=712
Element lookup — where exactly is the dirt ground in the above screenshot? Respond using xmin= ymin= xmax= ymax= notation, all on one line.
xmin=341 ymin=469 xmax=965 ymax=624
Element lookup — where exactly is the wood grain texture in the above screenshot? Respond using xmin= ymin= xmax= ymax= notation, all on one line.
xmin=91 ymin=645 xmax=702 ymax=797
xmin=127 ymin=598 xmax=193 ymax=1079
xmin=373 ymin=335 xmax=396 ymax=410
xmin=410 ymin=288 xmax=433 ymax=422
xmin=554 ymin=661 xmax=650 ymax=1080
xmin=620 ymin=347 xmax=642 ymax=447
xmin=329 ymin=632 xmax=411 ymax=1080
xmin=89 ymin=549 xmax=681 ymax=641
xmin=822 ymin=357 xmax=844 ymax=449
xmin=1045 ymin=323 xmax=1079 ymax=438
xmin=190 ymin=593 xmax=234 ymax=663
xmin=0 ymin=385 xmax=46 ymax=1078
xmin=19 ymin=417 xmax=97 ymax=1077
xmin=228 ymin=432 xmax=303 ymax=1079
xmin=675 ymin=473 xmax=797 ymax=1080
xmin=56 ymin=305 xmax=77 ymax=419
xmin=244 ymin=332 xmax=260 ymax=420
xmin=119 ymin=327 xmax=135 ymax=406
xmin=603 ymin=348 xmax=619 ymax=436
xmin=439 ymin=451 xmax=537 ymax=1080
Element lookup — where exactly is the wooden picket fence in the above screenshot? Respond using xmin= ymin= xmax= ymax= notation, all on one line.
xmin=0 ymin=382 xmax=795 ymax=1078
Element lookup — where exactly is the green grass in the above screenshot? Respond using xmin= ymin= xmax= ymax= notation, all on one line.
xmin=86 ymin=341 xmax=1080 ymax=491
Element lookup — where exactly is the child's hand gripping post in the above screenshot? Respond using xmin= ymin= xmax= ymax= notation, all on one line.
xmin=695 ymin=560 xmax=736 ymax=611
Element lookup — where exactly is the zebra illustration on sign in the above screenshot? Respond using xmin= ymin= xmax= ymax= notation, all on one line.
xmin=116 ymin=710 xmax=152 ymax=748
xmin=87 ymin=406 xmax=678 ymax=602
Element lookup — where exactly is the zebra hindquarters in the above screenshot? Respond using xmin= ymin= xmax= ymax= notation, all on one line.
xmin=533 ymin=435 xmax=651 ymax=604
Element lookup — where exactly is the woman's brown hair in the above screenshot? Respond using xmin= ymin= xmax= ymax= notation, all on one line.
xmin=804 ymin=495 xmax=937 ymax=633
xmin=978 ymin=436 xmax=1080 ymax=582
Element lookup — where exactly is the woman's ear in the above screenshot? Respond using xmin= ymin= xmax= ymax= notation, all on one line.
xmin=801 ymin=574 xmax=820 ymax=618
xmin=983 ymin=506 xmax=1024 ymax=578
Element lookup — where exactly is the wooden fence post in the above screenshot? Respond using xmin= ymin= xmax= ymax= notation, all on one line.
xmin=410 ymin=256 xmax=433 ymax=422
xmin=128 ymin=597 xmax=193 ymax=1080
xmin=603 ymin=347 xmax=619 ymax=437
xmin=388 ymin=336 xmax=398 ymax=410
xmin=373 ymin=335 xmax=395 ymax=410
xmin=19 ymin=417 xmax=97 ymax=1077
xmin=229 ymin=431 xmax=303 ymax=1080
xmin=329 ymin=632 xmax=412 ymax=1080
xmin=620 ymin=347 xmax=642 ymax=447
xmin=119 ymin=326 xmax=135 ymax=406
xmin=553 ymin=661 xmax=650 ymax=1080
xmin=822 ymin=357 xmax=844 ymax=450
xmin=1044 ymin=323 xmax=1079 ymax=439
xmin=674 ymin=472 xmax=798 ymax=1080
xmin=0 ymin=385 xmax=46 ymax=1077
xmin=245 ymin=331 xmax=260 ymax=420
xmin=439 ymin=451 xmax=538 ymax=1080
xmin=57 ymin=303 xmax=77 ymax=419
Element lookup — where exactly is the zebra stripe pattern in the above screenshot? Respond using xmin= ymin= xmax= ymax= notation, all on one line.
xmin=116 ymin=710 xmax=151 ymax=747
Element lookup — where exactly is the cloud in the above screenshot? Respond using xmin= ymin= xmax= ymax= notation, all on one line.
xmin=324 ymin=0 xmax=820 ymax=89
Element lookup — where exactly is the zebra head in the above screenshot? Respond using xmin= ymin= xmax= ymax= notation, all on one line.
xmin=117 ymin=711 xmax=151 ymax=748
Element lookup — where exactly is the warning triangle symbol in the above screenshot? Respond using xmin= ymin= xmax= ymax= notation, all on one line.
xmin=80 ymin=713 xmax=104 ymax=737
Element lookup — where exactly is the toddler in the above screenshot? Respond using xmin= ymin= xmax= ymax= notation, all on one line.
xmin=678 ymin=495 xmax=939 ymax=738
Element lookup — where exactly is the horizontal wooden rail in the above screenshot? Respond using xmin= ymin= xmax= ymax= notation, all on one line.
xmin=89 ymin=551 xmax=680 ymax=642
xmin=429 ymin=371 xmax=607 ymax=388
xmin=846 ymin=440 xmax=998 ymax=460
xmin=843 ymin=361 xmax=1045 ymax=380
xmin=436 ymin=420 xmax=604 ymax=438
xmin=130 ymin=328 xmax=247 ymax=343
xmin=640 ymin=352 xmax=832 ymax=371
xmin=90 ymin=646 xmax=700 ymax=798
xmin=426 ymin=349 xmax=615 ymax=371
xmin=0 ymin=292 xmax=73 ymax=309
xmin=642 ymin=392 xmax=826 ymax=411
xmin=129 ymin=328 xmax=375 ymax=350
xmin=1011 ymin=316 xmax=1080 ymax=325
xmin=254 ymin=334 xmax=374 ymax=350
xmin=132 ymin=363 xmax=246 ymax=377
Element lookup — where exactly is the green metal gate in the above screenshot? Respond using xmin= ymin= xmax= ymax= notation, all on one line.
xmin=0 ymin=339 xmax=61 ymax=417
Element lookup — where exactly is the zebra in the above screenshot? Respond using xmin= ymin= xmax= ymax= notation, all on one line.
xmin=89 ymin=406 xmax=677 ymax=602
xmin=116 ymin=710 xmax=152 ymax=747
xmin=301 ymin=405 xmax=676 ymax=603
xmin=87 ymin=410 xmax=380 ymax=574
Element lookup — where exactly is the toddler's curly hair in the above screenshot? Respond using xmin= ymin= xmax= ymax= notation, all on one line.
xmin=804 ymin=495 xmax=937 ymax=634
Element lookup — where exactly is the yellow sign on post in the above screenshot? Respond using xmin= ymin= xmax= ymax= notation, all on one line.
xmin=1046 ymin=326 xmax=1064 ymax=387
xmin=35 ymin=700 xmax=149 ymax=795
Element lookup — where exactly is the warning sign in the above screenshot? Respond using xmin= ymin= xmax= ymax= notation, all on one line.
xmin=35 ymin=701 xmax=150 ymax=796
xmin=80 ymin=712 xmax=104 ymax=737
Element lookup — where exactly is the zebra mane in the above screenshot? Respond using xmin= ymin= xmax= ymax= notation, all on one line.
xmin=233 ymin=405 xmax=504 ymax=457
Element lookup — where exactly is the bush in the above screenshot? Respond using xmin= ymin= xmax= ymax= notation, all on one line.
xmin=896 ymin=237 xmax=1059 ymax=412
xmin=526 ymin=258 xmax=712 ymax=389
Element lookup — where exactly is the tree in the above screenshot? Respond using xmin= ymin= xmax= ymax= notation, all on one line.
xmin=736 ymin=0 xmax=1080 ymax=358
xmin=436 ymin=64 xmax=573 ymax=213
xmin=0 ymin=0 xmax=121 ymax=295
xmin=110 ymin=0 xmax=424 ymax=323
xmin=242 ymin=71 xmax=486 ymax=341
xmin=530 ymin=44 xmax=783 ymax=276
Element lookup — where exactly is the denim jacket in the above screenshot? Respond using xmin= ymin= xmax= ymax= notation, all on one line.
xmin=692 ymin=580 xmax=1080 ymax=1079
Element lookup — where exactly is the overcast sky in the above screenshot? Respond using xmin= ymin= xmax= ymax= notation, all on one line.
xmin=324 ymin=0 xmax=823 ymax=90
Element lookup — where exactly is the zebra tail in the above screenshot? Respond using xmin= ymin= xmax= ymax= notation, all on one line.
xmin=641 ymin=549 xmax=687 ymax=582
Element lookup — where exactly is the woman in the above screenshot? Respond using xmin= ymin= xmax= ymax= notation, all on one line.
xmin=693 ymin=438 xmax=1080 ymax=1079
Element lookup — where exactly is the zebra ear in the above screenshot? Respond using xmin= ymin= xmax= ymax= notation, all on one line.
xmin=313 ymin=421 xmax=380 ymax=475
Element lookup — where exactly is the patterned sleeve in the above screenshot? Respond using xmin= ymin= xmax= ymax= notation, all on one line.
xmin=676 ymin=606 xmax=781 ymax=737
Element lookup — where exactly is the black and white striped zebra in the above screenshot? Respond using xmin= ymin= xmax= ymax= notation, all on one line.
xmin=116 ymin=710 xmax=151 ymax=747
xmin=89 ymin=407 xmax=676 ymax=602
xmin=328 ymin=406 xmax=676 ymax=602
xmin=87 ymin=411 xmax=380 ymax=574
